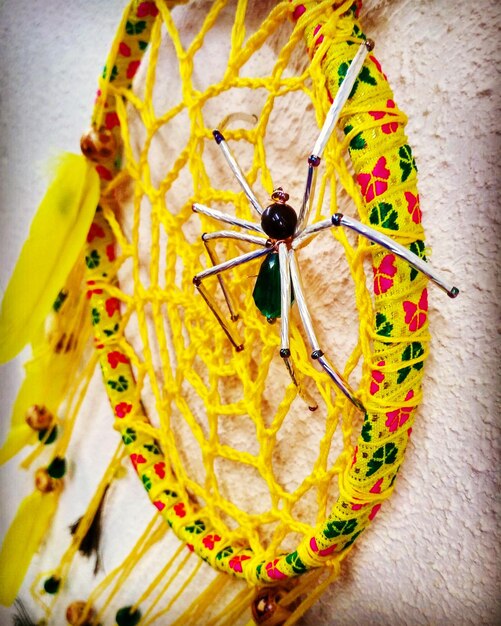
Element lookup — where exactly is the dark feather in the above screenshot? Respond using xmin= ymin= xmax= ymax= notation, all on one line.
xmin=70 ymin=484 xmax=110 ymax=574
xmin=12 ymin=599 xmax=37 ymax=626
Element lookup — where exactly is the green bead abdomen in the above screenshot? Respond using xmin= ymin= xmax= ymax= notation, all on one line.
xmin=252 ymin=253 xmax=293 ymax=320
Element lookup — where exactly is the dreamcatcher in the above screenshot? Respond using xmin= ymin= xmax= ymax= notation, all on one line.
xmin=0 ymin=1 xmax=458 ymax=624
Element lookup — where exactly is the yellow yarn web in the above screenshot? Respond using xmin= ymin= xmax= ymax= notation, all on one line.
xmin=98 ymin=0 xmax=379 ymax=555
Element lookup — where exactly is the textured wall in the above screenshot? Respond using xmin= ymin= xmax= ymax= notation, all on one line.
xmin=0 ymin=1 xmax=500 ymax=625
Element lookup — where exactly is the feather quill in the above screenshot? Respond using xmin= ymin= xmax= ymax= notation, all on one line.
xmin=0 ymin=153 xmax=99 ymax=363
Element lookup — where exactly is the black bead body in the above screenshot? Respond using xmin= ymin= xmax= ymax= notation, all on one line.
xmin=261 ymin=203 xmax=297 ymax=239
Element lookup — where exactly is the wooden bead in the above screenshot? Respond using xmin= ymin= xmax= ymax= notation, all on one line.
xmin=66 ymin=600 xmax=95 ymax=625
xmin=25 ymin=404 xmax=54 ymax=431
xmin=251 ymin=587 xmax=293 ymax=625
xmin=80 ymin=127 xmax=117 ymax=162
xmin=35 ymin=468 xmax=57 ymax=493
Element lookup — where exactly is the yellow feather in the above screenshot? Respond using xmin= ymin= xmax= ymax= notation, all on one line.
xmin=0 ymin=489 xmax=59 ymax=606
xmin=0 ymin=427 xmax=37 ymax=465
xmin=0 ymin=153 xmax=99 ymax=363
xmin=0 ymin=259 xmax=92 ymax=463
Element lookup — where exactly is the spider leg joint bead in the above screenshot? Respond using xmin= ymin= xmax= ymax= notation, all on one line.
xmin=331 ymin=213 xmax=343 ymax=227
xmin=365 ymin=38 xmax=375 ymax=52
xmin=308 ymin=154 xmax=321 ymax=167
xmin=279 ymin=348 xmax=291 ymax=358
xmin=311 ymin=349 xmax=324 ymax=360
xmin=213 ymin=129 xmax=225 ymax=144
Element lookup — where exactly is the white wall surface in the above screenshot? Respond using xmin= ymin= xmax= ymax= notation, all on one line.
xmin=0 ymin=1 xmax=499 ymax=625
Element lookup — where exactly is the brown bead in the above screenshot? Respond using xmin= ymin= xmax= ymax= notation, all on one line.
xmin=26 ymin=405 xmax=54 ymax=431
xmin=80 ymin=127 xmax=117 ymax=162
xmin=270 ymin=187 xmax=290 ymax=204
xmin=66 ymin=600 xmax=95 ymax=625
xmin=251 ymin=587 xmax=293 ymax=625
xmin=365 ymin=38 xmax=375 ymax=52
xmin=35 ymin=468 xmax=57 ymax=493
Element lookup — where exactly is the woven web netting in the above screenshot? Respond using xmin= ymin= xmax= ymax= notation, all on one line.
xmin=80 ymin=0 xmax=427 ymax=602
xmin=106 ymin=0 xmax=367 ymax=556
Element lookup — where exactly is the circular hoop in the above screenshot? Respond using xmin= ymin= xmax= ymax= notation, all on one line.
xmin=86 ymin=0 xmax=429 ymax=585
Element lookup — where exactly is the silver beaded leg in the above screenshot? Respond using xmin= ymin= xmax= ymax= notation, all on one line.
xmin=333 ymin=213 xmax=459 ymax=298
xmin=202 ymin=230 xmax=269 ymax=322
xmin=277 ymin=243 xmax=318 ymax=411
xmin=288 ymin=248 xmax=365 ymax=412
xmin=294 ymin=214 xmax=459 ymax=298
xmin=193 ymin=203 xmax=265 ymax=235
xmin=296 ymin=40 xmax=374 ymax=234
xmin=193 ymin=246 xmax=271 ymax=351
xmin=213 ymin=129 xmax=264 ymax=216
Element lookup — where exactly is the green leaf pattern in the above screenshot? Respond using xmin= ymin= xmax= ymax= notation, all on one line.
xmin=366 ymin=443 xmax=398 ymax=477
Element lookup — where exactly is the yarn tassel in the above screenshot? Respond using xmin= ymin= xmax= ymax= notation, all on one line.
xmin=0 ymin=153 xmax=99 ymax=364
xmin=0 ymin=488 xmax=60 ymax=606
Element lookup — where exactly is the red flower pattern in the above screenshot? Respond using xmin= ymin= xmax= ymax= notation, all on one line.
xmin=370 ymin=478 xmax=383 ymax=494
xmin=356 ymin=157 xmax=390 ymax=202
xmin=309 ymin=537 xmax=337 ymax=557
xmin=265 ymin=559 xmax=287 ymax=580
xmin=154 ymin=462 xmax=165 ymax=479
xmin=369 ymin=503 xmax=382 ymax=521
xmin=292 ymin=4 xmax=306 ymax=20
xmin=385 ymin=390 xmax=415 ymax=432
xmin=369 ymin=99 xmax=398 ymax=134
xmin=87 ymin=222 xmax=105 ymax=243
xmin=137 ymin=1 xmax=159 ymax=17
xmin=105 ymin=112 xmax=120 ymax=130
xmin=174 ymin=502 xmax=186 ymax=518
xmin=202 ymin=534 xmax=221 ymax=550
xmin=403 ymin=288 xmax=428 ymax=331
xmin=105 ymin=297 xmax=120 ymax=317
xmin=114 ymin=402 xmax=132 ymax=418
xmin=127 ymin=60 xmax=141 ymax=80
xmin=130 ymin=453 xmax=146 ymax=471
xmin=153 ymin=500 xmax=165 ymax=511
xmin=119 ymin=42 xmax=131 ymax=57
xmin=229 ymin=555 xmax=251 ymax=573
xmin=107 ymin=350 xmax=129 ymax=369
xmin=369 ymin=55 xmax=387 ymax=80
xmin=106 ymin=244 xmax=116 ymax=262
xmin=405 ymin=191 xmax=422 ymax=224
xmin=370 ymin=360 xmax=385 ymax=395
xmin=373 ymin=254 xmax=397 ymax=295
xmin=86 ymin=282 xmax=103 ymax=299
